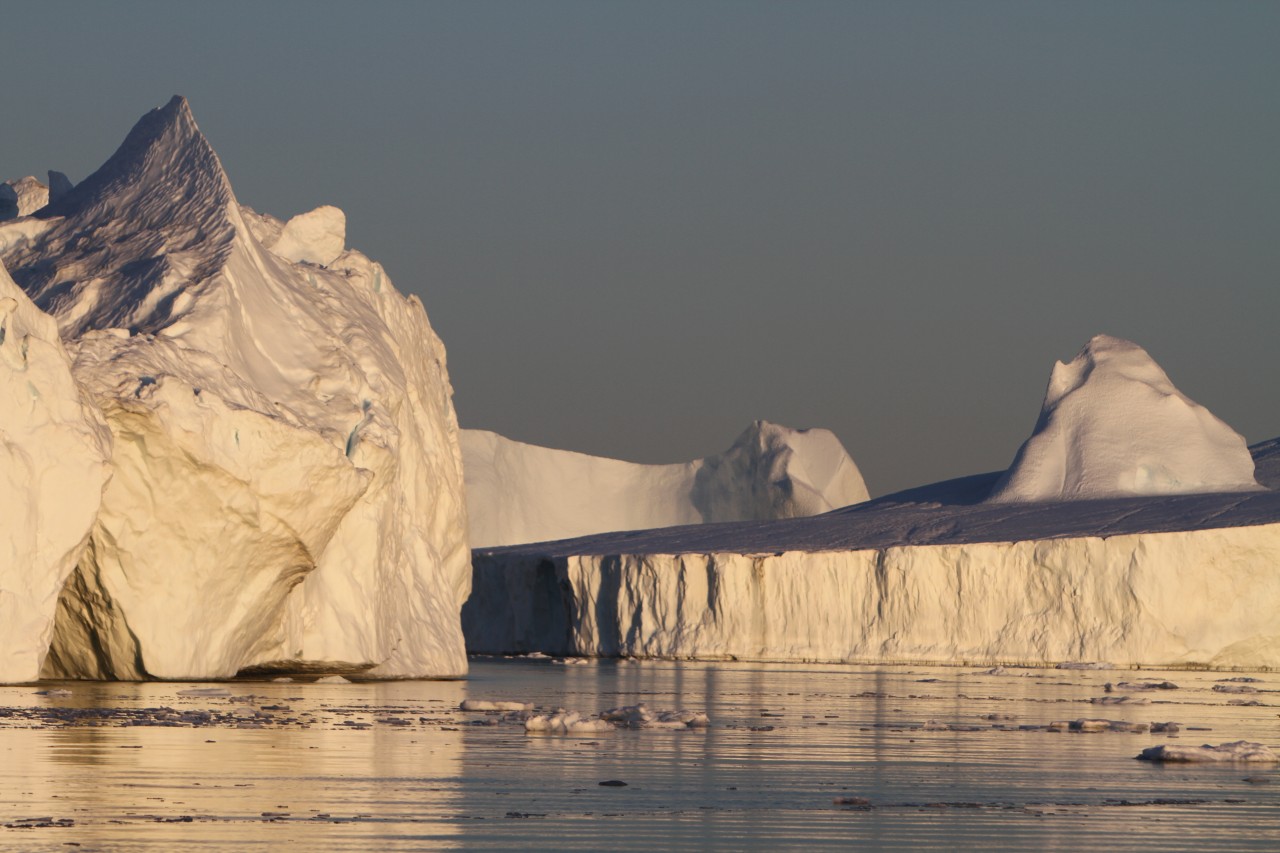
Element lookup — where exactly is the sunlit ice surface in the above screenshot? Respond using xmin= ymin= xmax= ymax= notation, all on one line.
xmin=1 ymin=660 xmax=1278 ymax=850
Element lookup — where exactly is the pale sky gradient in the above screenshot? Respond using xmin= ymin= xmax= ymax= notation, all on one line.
xmin=4 ymin=1 xmax=1278 ymax=494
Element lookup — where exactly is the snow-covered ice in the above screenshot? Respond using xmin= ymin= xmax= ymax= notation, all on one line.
xmin=466 ymin=433 xmax=1280 ymax=668
xmin=1137 ymin=741 xmax=1279 ymax=763
xmin=462 ymin=420 xmax=868 ymax=547
xmin=0 ymin=261 xmax=111 ymax=683
xmin=0 ymin=176 xmax=49 ymax=219
xmin=990 ymin=335 xmax=1260 ymax=502
xmin=1 ymin=96 xmax=469 ymax=681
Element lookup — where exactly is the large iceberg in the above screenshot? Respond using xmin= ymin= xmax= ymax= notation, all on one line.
xmin=0 ymin=262 xmax=111 ymax=683
xmin=465 ymin=464 xmax=1280 ymax=667
xmin=990 ymin=335 xmax=1260 ymax=502
xmin=463 ymin=421 xmax=868 ymax=547
xmin=1 ymin=96 xmax=469 ymax=680
xmin=465 ymin=335 xmax=1280 ymax=668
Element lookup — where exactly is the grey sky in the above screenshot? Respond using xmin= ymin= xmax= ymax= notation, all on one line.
xmin=4 ymin=1 xmax=1278 ymax=494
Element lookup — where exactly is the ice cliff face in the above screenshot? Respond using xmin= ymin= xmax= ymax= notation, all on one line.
xmin=1 ymin=96 xmax=469 ymax=680
xmin=466 ymin=523 xmax=1280 ymax=669
xmin=0 ymin=263 xmax=111 ymax=683
xmin=990 ymin=335 xmax=1259 ymax=502
xmin=462 ymin=420 xmax=868 ymax=548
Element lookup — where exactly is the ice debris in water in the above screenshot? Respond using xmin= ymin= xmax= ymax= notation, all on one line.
xmin=460 ymin=700 xmax=534 ymax=712
xmin=523 ymin=703 xmax=710 ymax=734
xmin=1049 ymin=719 xmax=1150 ymax=733
xmin=525 ymin=711 xmax=616 ymax=735
xmin=1137 ymin=741 xmax=1279 ymax=763
xmin=1106 ymin=680 xmax=1178 ymax=691
xmin=1092 ymin=696 xmax=1150 ymax=705
xmin=1212 ymin=683 xmax=1258 ymax=694
xmin=600 ymin=704 xmax=712 ymax=729
xmin=177 ymin=687 xmax=232 ymax=697
xmin=315 ymin=675 xmax=351 ymax=684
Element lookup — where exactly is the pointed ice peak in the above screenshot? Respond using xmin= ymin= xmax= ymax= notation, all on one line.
xmin=990 ymin=334 xmax=1259 ymax=502
xmin=1043 ymin=334 xmax=1176 ymax=409
xmin=39 ymin=95 xmax=232 ymax=223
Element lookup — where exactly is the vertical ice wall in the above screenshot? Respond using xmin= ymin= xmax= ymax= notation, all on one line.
xmin=0 ymin=261 xmax=110 ymax=683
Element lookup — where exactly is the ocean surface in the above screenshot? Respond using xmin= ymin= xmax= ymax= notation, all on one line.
xmin=2 ymin=658 xmax=1278 ymax=850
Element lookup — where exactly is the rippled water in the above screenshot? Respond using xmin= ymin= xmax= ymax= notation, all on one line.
xmin=2 ymin=660 xmax=1279 ymax=850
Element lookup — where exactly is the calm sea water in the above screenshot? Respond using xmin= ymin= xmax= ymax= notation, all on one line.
xmin=1 ymin=659 xmax=1278 ymax=851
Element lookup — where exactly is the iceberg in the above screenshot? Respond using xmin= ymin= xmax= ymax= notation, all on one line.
xmin=990 ymin=335 xmax=1260 ymax=502
xmin=463 ymin=421 xmax=868 ymax=548
xmin=464 ymin=335 xmax=1280 ymax=669
xmin=1 ymin=96 xmax=469 ymax=680
xmin=0 ymin=261 xmax=111 ymax=683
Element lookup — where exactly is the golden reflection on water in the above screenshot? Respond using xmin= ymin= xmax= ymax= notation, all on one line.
xmin=0 ymin=664 xmax=1278 ymax=851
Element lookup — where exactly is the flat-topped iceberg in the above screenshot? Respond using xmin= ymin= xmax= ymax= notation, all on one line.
xmin=466 ymin=357 xmax=1280 ymax=669
xmin=990 ymin=335 xmax=1260 ymax=502
xmin=463 ymin=420 xmax=868 ymax=548
xmin=1 ymin=96 xmax=469 ymax=680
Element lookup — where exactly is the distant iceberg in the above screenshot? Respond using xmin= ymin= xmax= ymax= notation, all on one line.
xmin=990 ymin=335 xmax=1260 ymax=502
xmin=462 ymin=421 xmax=868 ymax=548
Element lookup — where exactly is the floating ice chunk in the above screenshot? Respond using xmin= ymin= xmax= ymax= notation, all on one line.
xmin=1108 ymin=680 xmax=1178 ymax=691
xmin=460 ymin=699 xmax=534 ymax=712
xmin=524 ymin=711 xmax=614 ymax=734
xmin=34 ymin=689 xmax=72 ymax=697
xmin=990 ymin=335 xmax=1260 ymax=502
xmin=1218 ymin=676 xmax=1262 ymax=683
xmin=177 ymin=687 xmax=232 ymax=697
xmin=1212 ymin=683 xmax=1258 ymax=694
xmin=553 ymin=657 xmax=591 ymax=666
xmin=315 ymin=675 xmax=350 ymax=684
xmin=1137 ymin=741 xmax=1279 ymax=763
xmin=600 ymin=703 xmax=710 ymax=729
xmin=1092 ymin=696 xmax=1150 ymax=705
xmin=1051 ymin=718 xmax=1149 ymax=733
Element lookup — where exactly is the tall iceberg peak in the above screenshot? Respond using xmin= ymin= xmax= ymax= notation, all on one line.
xmin=989 ymin=334 xmax=1260 ymax=502
xmin=7 ymin=95 xmax=236 ymax=339
xmin=1 ymin=97 xmax=470 ymax=680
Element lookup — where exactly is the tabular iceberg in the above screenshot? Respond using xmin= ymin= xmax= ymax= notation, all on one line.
xmin=990 ymin=335 xmax=1260 ymax=502
xmin=1 ymin=96 xmax=469 ymax=680
xmin=465 ymin=334 xmax=1280 ymax=669
xmin=463 ymin=421 xmax=868 ymax=548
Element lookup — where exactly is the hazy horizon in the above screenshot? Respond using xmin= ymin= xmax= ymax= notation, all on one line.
xmin=5 ymin=1 xmax=1278 ymax=495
